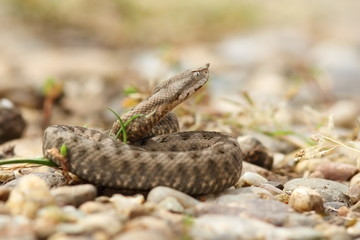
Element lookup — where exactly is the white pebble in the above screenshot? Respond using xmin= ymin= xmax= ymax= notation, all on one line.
xmin=6 ymin=175 xmax=55 ymax=218
xmin=289 ymin=187 xmax=324 ymax=213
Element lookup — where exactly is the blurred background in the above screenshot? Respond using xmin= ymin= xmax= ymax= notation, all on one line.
xmin=0 ymin=0 xmax=359 ymax=137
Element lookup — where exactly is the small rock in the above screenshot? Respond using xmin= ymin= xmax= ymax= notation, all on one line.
xmin=347 ymin=220 xmax=360 ymax=238
xmin=237 ymin=136 xmax=273 ymax=169
xmin=51 ymin=184 xmax=97 ymax=207
xmin=122 ymin=216 xmax=175 ymax=239
xmin=323 ymin=202 xmax=349 ymax=216
xmin=114 ymin=230 xmax=169 ymax=240
xmin=33 ymin=206 xmax=75 ymax=239
xmin=320 ymin=224 xmax=350 ymax=240
xmin=193 ymin=199 xmax=293 ymax=226
xmin=283 ymin=178 xmax=349 ymax=205
xmin=242 ymin=161 xmax=287 ymax=183
xmin=147 ymin=186 xmax=199 ymax=209
xmin=3 ymin=170 xmax=68 ymax=190
xmin=329 ymin=100 xmax=359 ymax=127
xmin=6 ymin=175 xmax=55 ymax=218
xmin=274 ymin=226 xmax=323 ymax=240
xmin=235 ymin=171 xmax=268 ymax=188
xmin=0 ymin=186 xmax=11 ymax=201
xmin=316 ymin=162 xmax=358 ymax=181
xmin=158 ymin=196 xmax=184 ymax=213
xmin=110 ymin=194 xmax=144 ymax=217
xmin=190 ymin=214 xmax=275 ymax=240
xmin=0 ymin=98 xmax=26 ymax=144
xmin=77 ymin=212 xmax=123 ymax=236
xmin=348 ymin=184 xmax=360 ymax=204
xmin=215 ymin=187 xmax=275 ymax=204
xmin=289 ymin=187 xmax=324 ymax=213
xmin=259 ymin=183 xmax=284 ymax=195
xmin=79 ymin=201 xmax=113 ymax=214
xmin=0 ymin=215 xmax=36 ymax=240
xmin=350 ymin=172 xmax=360 ymax=186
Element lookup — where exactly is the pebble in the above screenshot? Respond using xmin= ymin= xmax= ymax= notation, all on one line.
xmin=0 ymin=186 xmax=11 ymax=201
xmin=147 ymin=186 xmax=199 ymax=209
xmin=122 ymin=216 xmax=175 ymax=239
xmin=51 ymin=184 xmax=97 ymax=207
xmin=329 ymin=99 xmax=359 ymax=127
xmin=237 ymin=136 xmax=273 ymax=169
xmin=215 ymin=187 xmax=275 ymax=204
xmin=79 ymin=201 xmax=113 ymax=214
xmin=76 ymin=212 xmax=123 ymax=236
xmin=0 ymin=215 xmax=36 ymax=240
xmin=0 ymin=98 xmax=26 ymax=144
xmin=289 ymin=187 xmax=324 ymax=213
xmin=350 ymin=172 xmax=360 ymax=186
xmin=283 ymin=178 xmax=349 ymax=205
xmin=114 ymin=230 xmax=169 ymax=240
xmin=157 ymin=196 xmax=184 ymax=213
xmin=193 ymin=199 xmax=294 ymax=226
xmin=6 ymin=175 xmax=55 ymax=218
xmin=235 ymin=171 xmax=268 ymax=188
xmin=259 ymin=183 xmax=284 ymax=195
xmin=242 ymin=161 xmax=288 ymax=183
xmin=346 ymin=220 xmax=360 ymax=238
xmin=323 ymin=202 xmax=349 ymax=216
xmin=190 ymin=214 xmax=275 ymax=240
xmin=110 ymin=194 xmax=144 ymax=217
xmin=348 ymin=184 xmax=360 ymax=204
xmin=3 ymin=170 xmax=67 ymax=190
xmin=320 ymin=224 xmax=351 ymax=240
xmin=315 ymin=162 xmax=358 ymax=181
xmin=274 ymin=226 xmax=323 ymax=240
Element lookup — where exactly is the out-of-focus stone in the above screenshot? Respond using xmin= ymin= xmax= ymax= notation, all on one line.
xmin=158 ymin=196 xmax=184 ymax=213
xmin=329 ymin=100 xmax=359 ymax=127
xmin=237 ymin=136 xmax=273 ymax=170
xmin=284 ymin=178 xmax=349 ymax=205
xmin=289 ymin=187 xmax=324 ymax=213
xmin=51 ymin=184 xmax=97 ymax=207
xmin=6 ymin=175 xmax=55 ymax=218
xmin=110 ymin=194 xmax=144 ymax=217
xmin=236 ymin=171 xmax=268 ymax=188
xmin=0 ymin=215 xmax=36 ymax=240
xmin=147 ymin=186 xmax=199 ymax=209
xmin=348 ymin=184 xmax=360 ymax=204
xmin=215 ymin=187 xmax=275 ymax=204
xmin=316 ymin=162 xmax=358 ymax=181
xmin=0 ymin=98 xmax=26 ymax=144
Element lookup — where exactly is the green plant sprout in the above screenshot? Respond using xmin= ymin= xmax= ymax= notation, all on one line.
xmin=107 ymin=107 xmax=143 ymax=144
xmin=60 ymin=143 xmax=68 ymax=157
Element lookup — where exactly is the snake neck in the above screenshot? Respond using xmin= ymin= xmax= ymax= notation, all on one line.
xmin=111 ymin=63 xmax=210 ymax=142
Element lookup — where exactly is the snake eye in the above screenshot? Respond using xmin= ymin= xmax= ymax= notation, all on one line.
xmin=193 ymin=71 xmax=200 ymax=77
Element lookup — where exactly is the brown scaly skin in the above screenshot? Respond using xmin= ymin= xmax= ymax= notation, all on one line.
xmin=43 ymin=64 xmax=243 ymax=195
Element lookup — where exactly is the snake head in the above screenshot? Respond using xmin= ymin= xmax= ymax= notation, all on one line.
xmin=152 ymin=63 xmax=210 ymax=103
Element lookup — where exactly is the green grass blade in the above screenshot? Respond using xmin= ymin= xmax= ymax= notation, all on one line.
xmin=0 ymin=158 xmax=58 ymax=167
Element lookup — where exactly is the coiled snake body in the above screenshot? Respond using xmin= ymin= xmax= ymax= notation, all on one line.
xmin=43 ymin=64 xmax=243 ymax=195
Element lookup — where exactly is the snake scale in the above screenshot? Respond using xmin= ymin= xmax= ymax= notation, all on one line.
xmin=43 ymin=63 xmax=243 ymax=195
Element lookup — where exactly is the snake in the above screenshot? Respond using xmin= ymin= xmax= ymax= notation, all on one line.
xmin=43 ymin=63 xmax=243 ymax=195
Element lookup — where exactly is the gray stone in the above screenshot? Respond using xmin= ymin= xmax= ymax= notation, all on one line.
xmin=190 ymin=215 xmax=275 ymax=240
xmin=51 ymin=184 xmax=97 ymax=207
xmin=284 ymin=178 xmax=349 ymax=205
